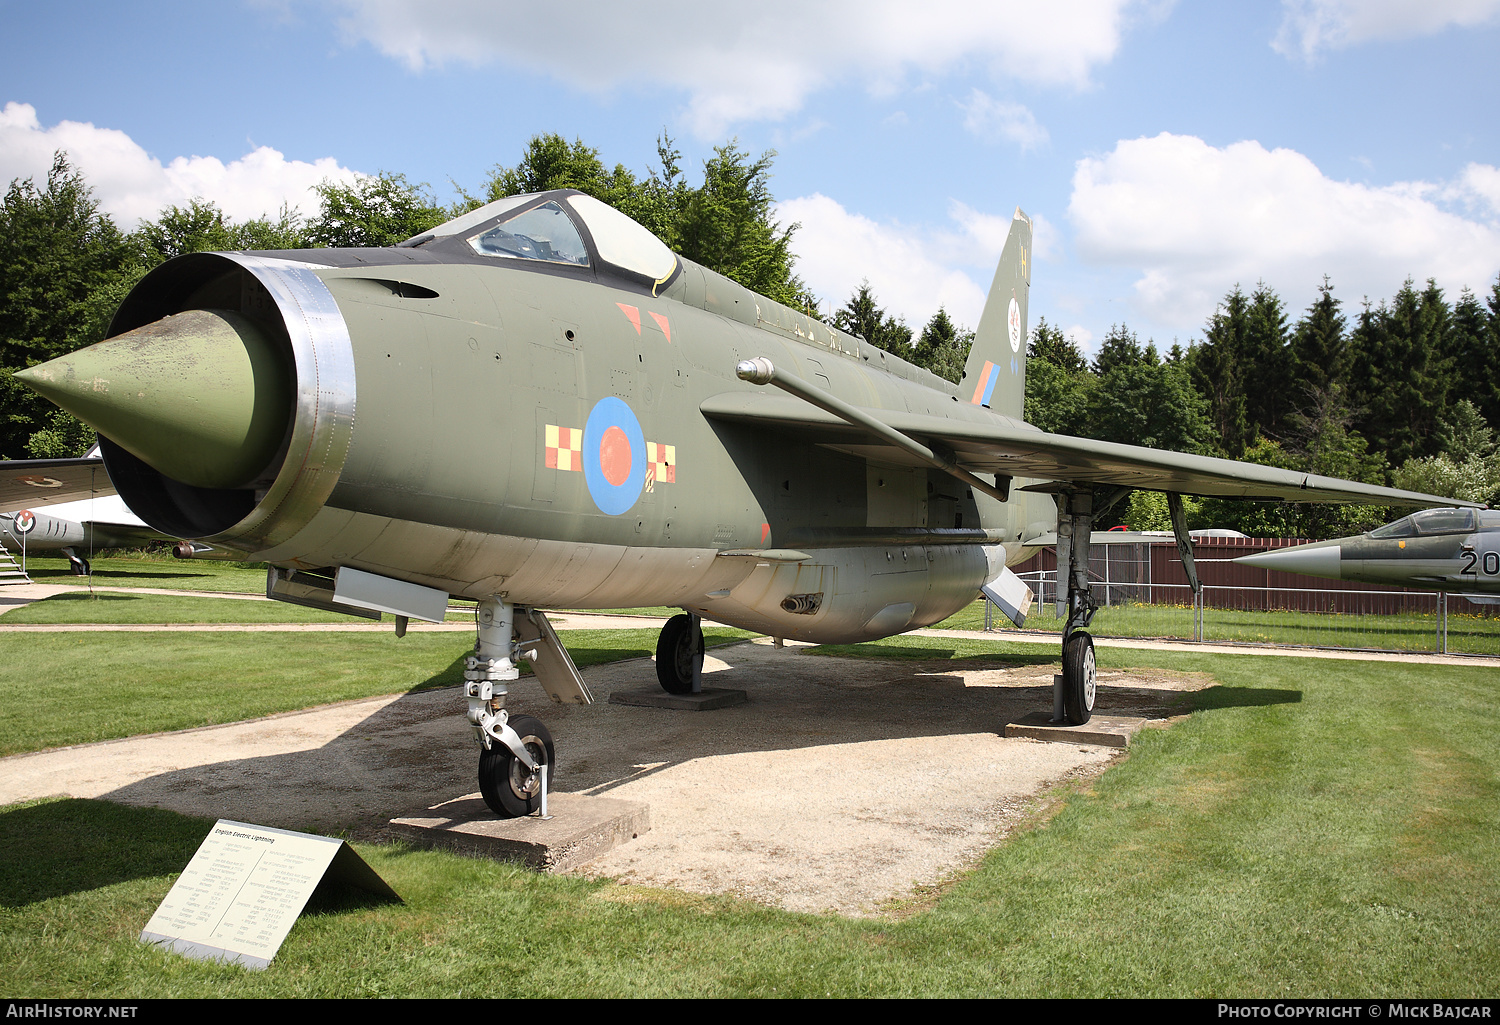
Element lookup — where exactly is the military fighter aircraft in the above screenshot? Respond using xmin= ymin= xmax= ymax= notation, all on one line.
xmin=12 ymin=188 xmax=1474 ymax=817
xmin=1 ymin=450 xmax=220 ymax=573
xmin=1234 ymin=507 xmax=1500 ymax=597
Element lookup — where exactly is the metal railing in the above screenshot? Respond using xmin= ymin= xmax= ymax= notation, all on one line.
xmin=979 ymin=570 xmax=1486 ymax=656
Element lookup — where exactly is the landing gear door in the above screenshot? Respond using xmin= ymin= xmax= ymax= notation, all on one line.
xmin=516 ymin=609 xmax=594 ymax=705
xmin=981 ymin=565 xmax=1034 ymax=628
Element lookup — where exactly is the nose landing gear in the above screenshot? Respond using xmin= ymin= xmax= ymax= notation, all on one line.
xmin=478 ymin=714 xmax=555 ymax=818
xmin=465 ymin=597 xmax=590 ymax=818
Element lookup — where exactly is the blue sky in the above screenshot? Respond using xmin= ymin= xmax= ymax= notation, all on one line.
xmin=2 ymin=0 xmax=1497 ymax=355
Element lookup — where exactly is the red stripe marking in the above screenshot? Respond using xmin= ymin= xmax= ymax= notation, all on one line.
xmin=648 ymin=311 xmax=671 ymax=343
xmin=970 ymin=361 xmax=994 ymax=404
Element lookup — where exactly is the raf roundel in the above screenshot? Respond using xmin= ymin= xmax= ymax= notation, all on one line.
xmin=582 ymin=397 xmax=647 ymax=515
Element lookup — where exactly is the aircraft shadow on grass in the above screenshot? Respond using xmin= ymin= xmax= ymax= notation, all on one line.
xmin=0 ymin=798 xmax=394 ymax=913
xmin=0 ymin=798 xmax=209 ymax=907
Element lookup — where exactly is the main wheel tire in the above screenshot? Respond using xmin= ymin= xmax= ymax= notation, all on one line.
xmin=477 ymin=714 xmax=555 ymax=818
xmin=1062 ymin=631 xmax=1097 ymax=725
xmin=656 ymin=613 xmax=703 ymax=695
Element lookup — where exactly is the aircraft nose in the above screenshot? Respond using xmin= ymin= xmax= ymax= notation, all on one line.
xmin=15 ymin=309 xmax=292 ymax=491
xmin=1234 ymin=544 xmax=1343 ymax=579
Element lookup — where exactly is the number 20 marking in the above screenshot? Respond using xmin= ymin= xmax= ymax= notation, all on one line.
xmin=1464 ymin=551 xmax=1500 ymax=575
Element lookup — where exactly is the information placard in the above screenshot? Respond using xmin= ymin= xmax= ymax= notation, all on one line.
xmin=141 ymin=819 xmax=397 ymax=970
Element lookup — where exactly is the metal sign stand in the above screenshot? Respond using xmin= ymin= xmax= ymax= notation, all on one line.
xmin=537 ymin=764 xmax=553 ymax=821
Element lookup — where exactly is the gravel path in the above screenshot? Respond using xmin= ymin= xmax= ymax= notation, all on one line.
xmin=0 ymin=635 xmax=1209 ymax=915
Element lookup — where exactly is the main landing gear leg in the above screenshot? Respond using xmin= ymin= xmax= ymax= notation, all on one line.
xmin=60 ymin=546 xmax=89 ymax=576
xmin=1056 ymin=492 xmax=1098 ymax=725
xmin=656 ymin=612 xmax=705 ymax=695
xmin=467 ymin=597 xmax=553 ymax=818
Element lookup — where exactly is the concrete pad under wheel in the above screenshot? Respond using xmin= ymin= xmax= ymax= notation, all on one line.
xmin=387 ymin=793 xmax=650 ymax=872
xmin=1004 ymin=712 xmax=1149 ymax=749
xmin=608 ymin=687 xmax=749 ymax=710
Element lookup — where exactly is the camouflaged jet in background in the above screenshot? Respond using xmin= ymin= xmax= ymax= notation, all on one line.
xmin=1236 ymin=507 xmax=1500 ymax=599
xmin=11 ymin=189 xmax=1474 ymax=817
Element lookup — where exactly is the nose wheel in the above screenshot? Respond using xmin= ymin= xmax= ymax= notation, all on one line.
xmin=478 ymin=714 xmax=555 ymax=818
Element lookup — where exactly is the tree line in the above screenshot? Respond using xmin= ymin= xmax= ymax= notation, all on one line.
xmin=1022 ymin=277 xmax=1500 ymax=535
xmin=3 ymin=135 xmax=1499 ymax=537
xmin=0 ymin=136 xmax=813 ymax=460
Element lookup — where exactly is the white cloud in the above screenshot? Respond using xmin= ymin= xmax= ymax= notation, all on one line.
xmin=1273 ymin=0 xmax=1500 ymax=60
xmin=958 ymin=90 xmax=1048 ymax=151
xmin=0 ymin=102 xmax=359 ymax=229
xmin=777 ymin=193 xmax=992 ymax=329
xmin=1069 ymin=132 xmax=1500 ymax=329
xmin=1064 ymin=324 xmax=1095 ymax=348
xmin=331 ymin=0 xmax=1139 ymax=136
xmin=1446 ymin=162 xmax=1500 ymax=217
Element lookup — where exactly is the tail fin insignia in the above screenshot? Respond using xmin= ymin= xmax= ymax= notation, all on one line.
xmin=959 ymin=208 xmax=1033 ymax=419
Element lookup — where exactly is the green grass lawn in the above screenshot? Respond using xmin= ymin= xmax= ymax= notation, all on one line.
xmin=935 ymin=598 xmax=1500 ymax=656
xmin=4 ymin=591 xmax=381 ymax=625
xmin=1 ymin=634 xmax=1495 ymax=996
xmin=18 ymin=551 xmax=270 ymax=592
xmin=2 ymin=591 xmax=489 ymax=625
xmin=0 ymin=626 xmax=755 ymax=756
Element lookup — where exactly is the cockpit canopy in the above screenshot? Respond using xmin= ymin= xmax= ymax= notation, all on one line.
xmin=1368 ymin=507 xmax=1497 ymax=538
xmin=409 ymin=189 xmax=679 ymax=291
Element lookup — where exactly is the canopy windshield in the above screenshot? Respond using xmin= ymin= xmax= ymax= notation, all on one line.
xmin=1370 ymin=508 xmax=1476 ymax=538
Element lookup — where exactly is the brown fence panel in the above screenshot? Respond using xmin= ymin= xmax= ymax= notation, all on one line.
xmin=1010 ymin=536 xmax=1440 ymax=615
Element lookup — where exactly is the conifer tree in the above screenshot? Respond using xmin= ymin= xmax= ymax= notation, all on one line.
xmin=1027 ymin=316 xmax=1088 ymax=374
xmin=1290 ymin=277 xmax=1349 ymax=396
xmin=1348 ymin=279 xmax=1453 ymax=467
xmin=1023 ymin=319 xmax=1092 ymax=435
xmin=1190 ymin=286 xmax=1251 ymax=458
xmin=1243 ymin=282 xmax=1293 ymax=438
xmin=832 ymin=281 xmax=912 ymax=354
xmin=911 ymin=307 xmax=970 ymax=384
xmin=1445 ymin=287 xmax=1496 ymax=430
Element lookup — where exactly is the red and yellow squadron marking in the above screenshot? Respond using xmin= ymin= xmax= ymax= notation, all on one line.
xmin=544 ymin=424 xmax=583 ymax=471
xmin=547 ymin=424 xmax=674 ymax=487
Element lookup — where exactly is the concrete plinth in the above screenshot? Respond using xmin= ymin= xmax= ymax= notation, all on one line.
xmin=1004 ymin=712 xmax=1149 ymax=749
xmin=608 ymin=687 xmax=748 ymax=710
xmin=387 ymin=793 xmax=649 ymax=872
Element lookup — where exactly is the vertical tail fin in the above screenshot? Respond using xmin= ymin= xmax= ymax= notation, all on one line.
xmin=959 ymin=208 xmax=1032 ymax=420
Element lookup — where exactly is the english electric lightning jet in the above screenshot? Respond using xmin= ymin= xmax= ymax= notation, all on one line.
xmin=13 ymin=188 xmax=1473 ymax=817
xmin=1236 ymin=507 xmax=1500 ymax=599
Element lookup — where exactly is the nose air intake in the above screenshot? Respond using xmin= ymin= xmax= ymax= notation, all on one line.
xmin=16 ymin=308 xmax=292 ymax=491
